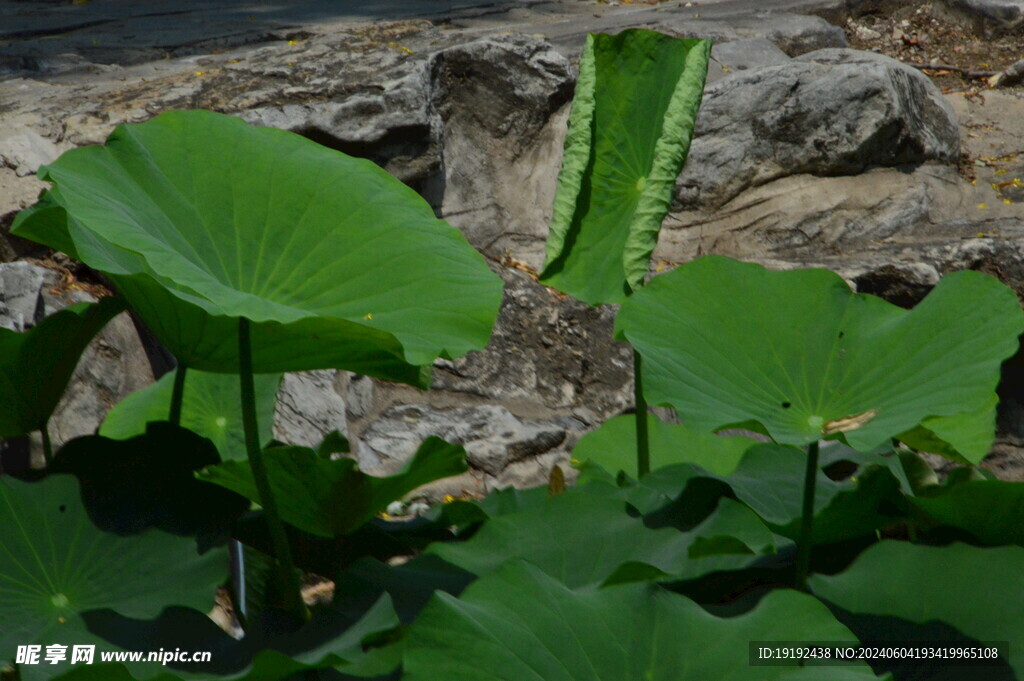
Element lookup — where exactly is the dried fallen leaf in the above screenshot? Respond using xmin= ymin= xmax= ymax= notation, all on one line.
xmin=822 ymin=409 xmax=879 ymax=435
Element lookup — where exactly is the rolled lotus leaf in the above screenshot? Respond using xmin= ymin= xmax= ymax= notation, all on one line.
xmin=541 ymin=29 xmax=711 ymax=304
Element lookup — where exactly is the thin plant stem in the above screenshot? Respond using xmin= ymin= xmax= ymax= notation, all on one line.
xmin=40 ymin=422 xmax=53 ymax=466
xmin=228 ymin=539 xmax=248 ymax=631
xmin=795 ymin=440 xmax=820 ymax=590
xmin=633 ymin=349 xmax=650 ymax=478
xmin=238 ymin=317 xmax=306 ymax=622
xmin=169 ymin=365 xmax=187 ymax=426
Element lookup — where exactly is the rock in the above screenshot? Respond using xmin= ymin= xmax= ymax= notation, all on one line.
xmin=357 ymin=403 xmax=568 ymax=485
xmin=657 ymin=165 xmax=965 ymax=263
xmin=675 ymin=48 xmax=959 ymax=210
xmin=543 ymin=10 xmax=846 ymax=59
xmin=932 ymin=0 xmax=1024 ymax=37
xmin=762 ymin=14 xmax=849 ymax=55
xmin=0 ymin=124 xmax=69 ymax=177
xmin=273 ymin=370 xmax=348 ymax=448
xmin=0 ymin=262 xmax=153 ymax=458
xmin=0 ymin=261 xmax=56 ymax=331
xmin=239 ymin=51 xmax=439 ymax=191
xmin=430 ymin=269 xmax=632 ymax=418
xmin=853 ymin=24 xmax=883 ymax=41
xmin=429 ymin=34 xmax=574 ymax=262
xmin=707 ymin=39 xmax=791 ymax=84
xmin=49 ymin=311 xmax=155 ymax=448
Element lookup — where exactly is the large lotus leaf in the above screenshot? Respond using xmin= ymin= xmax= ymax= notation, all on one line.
xmin=404 ymin=560 xmax=881 ymax=681
xmin=910 ymin=480 xmax=1024 ymax=546
xmin=0 ymin=296 xmax=123 ymax=437
xmin=572 ymin=413 xmax=758 ymax=476
xmin=333 ymin=554 xmax=475 ymax=624
xmin=48 ymin=592 xmax=400 ymax=681
xmin=810 ymin=541 xmax=1024 ymax=678
xmin=631 ymin=445 xmax=907 ymax=546
xmin=896 ymin=396 xmax=998 ymax=465
xmin=616 ymin=256 xmax=1024 ymax=455
xmin=197 ymin=436 xmax=467 ymax=537
xmin=50 ymin=423 xmax=249 ymax=536
xmin=11 ymin=109 xmax=503 ymax=385
xmin=429 ymin=485 xmax=773 ymax=587
xmin=0 ymin=475 xmax=226 ymax=673
xmin=540 ymin=30 xmax=711 ymax=304
xmin=100 ymin=368 xmax=280 ymax=462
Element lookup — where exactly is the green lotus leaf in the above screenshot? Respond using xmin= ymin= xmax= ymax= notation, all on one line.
xmin=48 ymin=592 xmax=400 ymax=681
xmin=12 ymin=109 xmax=503 ymax=386
xmin=404 ymin=560 xmax=881 ymax=680
xmin=910 ymin=479 xmax=1024 ymax=546
xmin=429 ymin=485 xmax=773 ymax=587
xmin=629 ymin=444 xmax=907 ymax=546
xmin=100 ymin=368 xmax=280 ymax=462
xmin=540 ymin=30 xmax=711 ymax=304
xmin=616 ymin=256 xmax=1024 ymax=456
xmin=333 ymin=554 xmax=475 ymax=624
xmin=0 ymin=296 xmax=124 ymax=437
xmin=572 ymin=413 xmax=759 ymax=476
xmin=51 ymin=423 xmax=248 ymax=536
xmin=810 ymin=541 xmax=1024 ymax=678
xmin=197 ymin=436 xmax=467 ymax=537
xmin=0 ymin=475 xmax=227 ymax=672
xmin=896 ymin=395 xmax=998 ymax=465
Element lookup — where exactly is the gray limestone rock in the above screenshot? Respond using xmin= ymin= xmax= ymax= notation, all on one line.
xmin=0 ymin=263 xmax=153 ymax=454
xmin=273 ymin=370 xmax=348 ymax=449
xmin=431 ymin=268 xmax=633 ymax=419
xmin=675 ymin=48 xmax=959 ymax=210
xmin=357 ymin=403 xmax=568 ymax=485
xmin=707 ymin=39 xmax=791 ymax=84
xmin=429 ymin=35 xmax=574 ymax=262
xmin=0 ymin=261 xmax=55 ymax=330
xmin=0 ymin=124 xmax=68 ymax=177
xmin=932 ymin=0 xmax=1024 ymax=37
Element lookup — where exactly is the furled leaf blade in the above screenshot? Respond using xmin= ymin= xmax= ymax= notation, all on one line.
xmin=541 ymin=30 xmax=711 ymax=304
xmin=616 ymin=256 xmax=1024 ymax=452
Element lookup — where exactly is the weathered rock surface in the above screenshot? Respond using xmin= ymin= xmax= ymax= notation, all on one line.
xmin=429 ymin=36 xmax=573 ymax=257
xmin=430 ymin=269 xmax=631 ymax=419
xmin=675 ymin=48 xmax=959 ymax=210
xmin=0 ymin=262 xmax=153 ymax=458
xmin=933 ymin=0 xmax=1024 ymax=37
xmin=706 ymin=39 xmax=792 ymax=84
xmin=358 ymin=403 xmax=569 ymax=493
xmin=273 ymin=370 xmax=348 ymax=448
